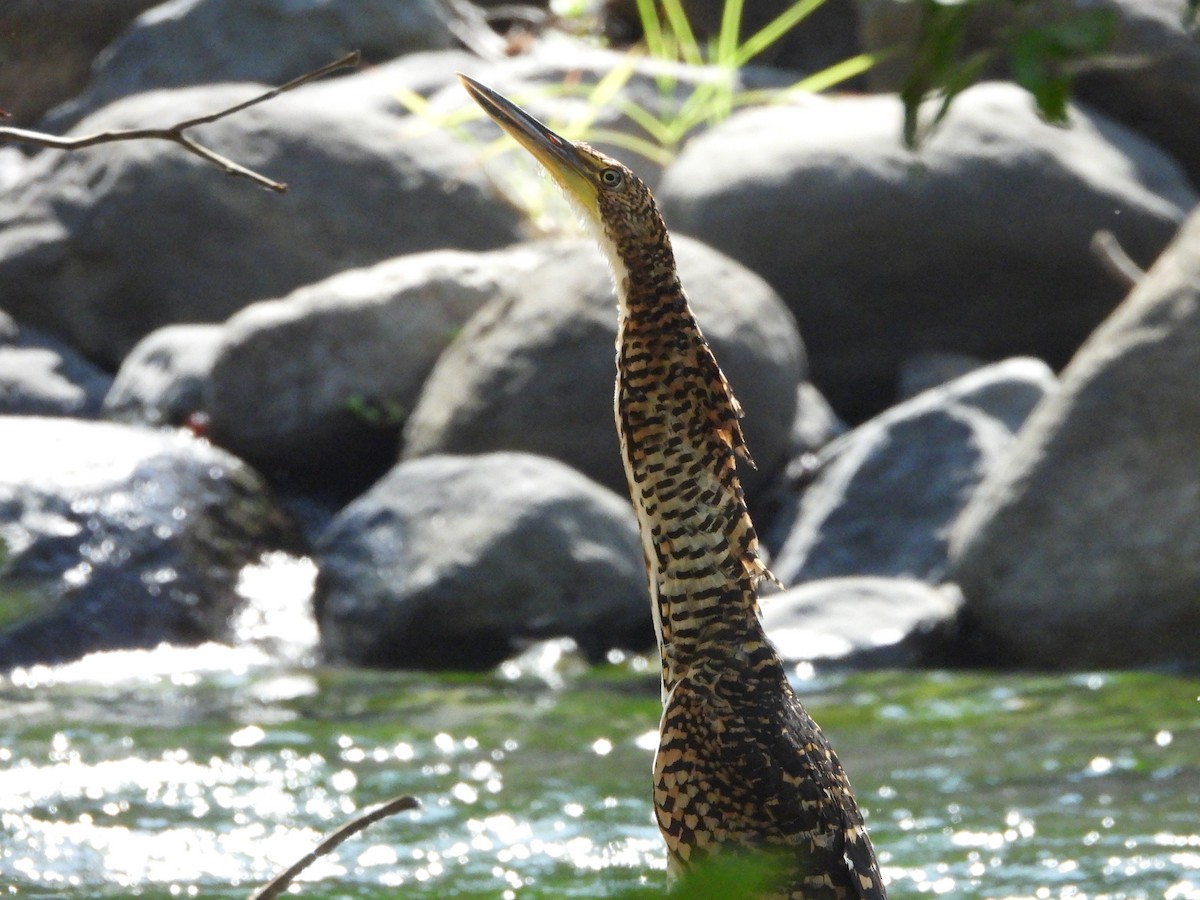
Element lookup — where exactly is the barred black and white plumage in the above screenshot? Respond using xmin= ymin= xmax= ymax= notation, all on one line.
xmin=461 ymin=73 xmax=887 ymax=899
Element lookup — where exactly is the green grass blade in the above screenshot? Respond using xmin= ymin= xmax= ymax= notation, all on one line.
xmin=660 ymin=0 xmax=704 ymax=66
xmin=611 ymin=96 xmax=679 ymax=148
xmin=564 ymin=61 xmax=638 ymax=137
xmin=668 ymin=71 xmax=734 ymax=136
xmin=635 ymin=0 xmax=667 ymax=59
xmin=576 ymin=128 xmax=677 ymax=167
xmin=715 ymin=0 xmax=745 ymax=68
xmin=787 ymin=51 xmax=881 ymax=94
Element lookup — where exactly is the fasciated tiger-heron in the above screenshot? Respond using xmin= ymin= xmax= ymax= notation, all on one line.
xmin=460 ymin=74 xmax=886 ymax=900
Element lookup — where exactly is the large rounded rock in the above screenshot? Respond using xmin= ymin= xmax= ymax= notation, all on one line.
xmin=771 ymin=358 xmax=1056 ymax=584
xmin=403 ymin=237 xmax=804 ymax=502
xmin=861 ymin=0 xmax=1200 ymax=187
xmin=0 ymin=83 xmax=524 ymax=367
xmin=45 ymin=0 xmax=453 ymax=127
xmin=206 ymin=249 xmax=537 ymax=498
xmin=659 ymin=81 xmax=1196 ymax=418
xmin=949 ymin=205 xmax=1200 ymax=668
xmin=0 ymin=417 xmax=301 ymax=670
xmin=103 ymin=324 xmax=224 ymax=427
xmin=314 ymin=452 xmax=650 ymax=671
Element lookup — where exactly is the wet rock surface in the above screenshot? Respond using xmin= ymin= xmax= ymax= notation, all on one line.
xmin=0 ymin=417 xmax=301 ymax=670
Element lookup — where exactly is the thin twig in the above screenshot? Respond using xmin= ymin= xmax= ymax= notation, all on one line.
xmin=0 ymin=51 xmax=361 ymax=193
xmin=1091 ymin=229 xmax=1145 ymax=289
xmin=248 ymin=794 xmax=420 ymax=900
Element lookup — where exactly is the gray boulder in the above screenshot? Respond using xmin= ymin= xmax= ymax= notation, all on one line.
xmin=761 ymin=576 xmax=962 ymax=666
xmin=772 ymin=358 xmax=1057 ymax=585
xmin=949 ymin=205 xmax=1200 ymax=669
xmin=659 ymin=81 xmax=1196 ymax=418
xmin=314 ymin=452 xmax=651 ymax=671
xmin=103 ymin=324 xmax=224 ymax=427
xmin=0 ymin=83 xmax=524 ymax=368
xmin=861 ymin=0 xmax=1200 ymax=187
xmin=403 ymin=236 xmax=804 ymax=503
xmin=206 ymin=249 xmax=537 ymax=498
xmin=45 ymin=0 xmax=453 ymax=128
xmin=0 ymin=312 xmax=113 ymax=416
xmin=0 ymin=417 xmax=301 ymax=670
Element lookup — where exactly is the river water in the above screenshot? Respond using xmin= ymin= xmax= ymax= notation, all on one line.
xmin=1 ymin=556 xmax=1198 ymax=898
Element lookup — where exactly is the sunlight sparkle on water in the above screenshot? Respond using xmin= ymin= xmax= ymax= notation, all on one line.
xmin=3 ymin=655 xmax=1196 ymax=896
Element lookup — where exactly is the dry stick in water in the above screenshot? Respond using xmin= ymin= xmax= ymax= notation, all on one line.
xmin=249 ymin=794 xmax=421 ymax=900
xmin=0 ymin=51 xmax=362 ymax=192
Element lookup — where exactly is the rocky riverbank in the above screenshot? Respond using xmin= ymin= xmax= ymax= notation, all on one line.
xmin=1 ymin=0 xmax=1198 ymax=672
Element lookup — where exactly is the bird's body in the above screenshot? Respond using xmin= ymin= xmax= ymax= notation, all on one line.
xmin=461 ymin=74 xmax=886 ymax=899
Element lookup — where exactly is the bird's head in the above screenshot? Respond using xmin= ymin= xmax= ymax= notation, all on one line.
xmin=459 ymin=74 xmax=669 ymax=279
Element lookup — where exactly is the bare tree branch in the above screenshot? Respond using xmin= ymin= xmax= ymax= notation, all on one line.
xmin=0 ymin=51 xmax=361 ymax=193
xmin=1091 ymin=229 xmax=1145 ymax=289
xmin=248 ymin=793 xmax=420 ymax=900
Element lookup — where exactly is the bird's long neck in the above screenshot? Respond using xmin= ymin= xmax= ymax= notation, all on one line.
xmin=611 ymin=235 xmax=776 ymax=697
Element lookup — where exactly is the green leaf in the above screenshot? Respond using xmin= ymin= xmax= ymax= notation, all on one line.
xmin=1008 ymin=8 xmax=1116 ymax=124
xmin=635 ymin=0 xmax=668 ymax=60
xmin=714 ymin=0 xmax=744 ymax=68
xmin=898 ymin=0 xmax=974 ymax=148
xmin=660 ymin=0 xmax=705 ymax=66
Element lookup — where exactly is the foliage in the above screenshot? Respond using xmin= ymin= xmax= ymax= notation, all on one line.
xmin=402 ymin=0 xmax=877 ymax=230
xmin=899 ymin=0 xmax=1118 ymax=147
xmin=344 ymin=393 xmax=408 ymax=428
xmin=624 ymin=0 xmax=878 ymax=155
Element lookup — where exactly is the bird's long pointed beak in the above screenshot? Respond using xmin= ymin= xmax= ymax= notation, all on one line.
xmin=458 ymin=74 xmax=598 ymax=210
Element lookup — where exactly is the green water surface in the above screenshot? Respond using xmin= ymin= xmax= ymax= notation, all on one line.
xmin=1 ymin=646 xmax=1198 ymax=899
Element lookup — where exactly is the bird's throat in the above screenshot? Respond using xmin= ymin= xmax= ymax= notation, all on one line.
xmin=614 ymin=275 xmax=771 ymax=695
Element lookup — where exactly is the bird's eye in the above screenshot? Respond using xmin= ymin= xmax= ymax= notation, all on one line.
xmin=600 ymin=168 xmax=624 ymax=188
